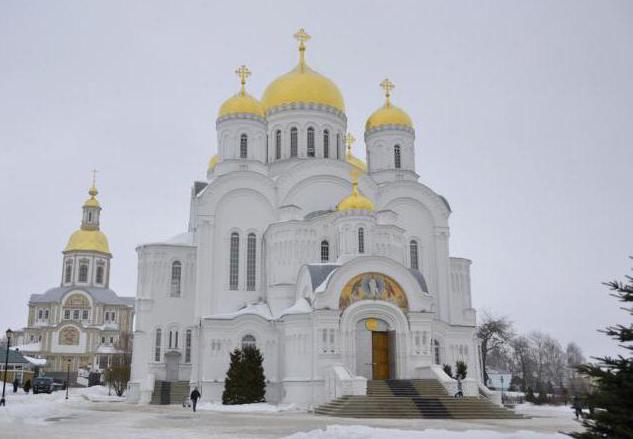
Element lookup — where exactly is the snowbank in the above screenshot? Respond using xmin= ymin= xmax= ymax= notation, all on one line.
xmin=196 ymin=401 xmax=302 ymax=413
xmin=515 ymin=403 xmax=575 ymax=417
xmin=282 ymin=425 xmax=568 ymax=439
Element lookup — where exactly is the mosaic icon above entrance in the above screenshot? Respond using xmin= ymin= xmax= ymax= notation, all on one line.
xmin=339 ymin=272 xmax=408 ymax=311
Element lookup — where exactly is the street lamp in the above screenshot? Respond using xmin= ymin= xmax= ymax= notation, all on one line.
xmin=1 ymin=328 xmax=13 ymax=407
xmin=65 ymin=358 xmax=71 ymax=400
xmin=500 ymin=375 xmax=505 ymax=404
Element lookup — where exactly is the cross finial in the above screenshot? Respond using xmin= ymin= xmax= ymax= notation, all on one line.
xmin=235 ymin=65 xmax=251 ymax=95
xmin=89 ymin=169 xmax=98 ymax=197
xmin=345 ymin=132 xmax=355 ymax=150
xmin=293 ymin=28 xmax=311 ymax=68
xmin=380 ymin=78 xmax=395 ymax=106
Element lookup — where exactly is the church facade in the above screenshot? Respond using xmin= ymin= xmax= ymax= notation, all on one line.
xmin=128 ymin=29 xmax=481 ymax=406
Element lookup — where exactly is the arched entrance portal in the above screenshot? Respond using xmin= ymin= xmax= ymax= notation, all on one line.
xmin=355 ymin=318 xmax=395 ymax=380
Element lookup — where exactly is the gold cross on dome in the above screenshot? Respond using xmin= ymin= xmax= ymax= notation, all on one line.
xmin=380 ymin=78 xmax=395 ymax=105
xmin=293 ymin=28 xmax=311 ymax=47
xmin=91 ymin=169 xmax=98 ymax=187
xmin=235 ymin=65 xmax=251 ymax=94
xmin=345 ymin=132 xmax=355 ymax=149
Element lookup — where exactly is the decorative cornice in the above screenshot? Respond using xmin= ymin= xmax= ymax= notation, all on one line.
xmin=215 ymin=113 xmax=267 ymax=127
xmin=364 ymin=124 xmax=415 ymax=139
xmin=265 ymin=102 xmax=347 ymax=122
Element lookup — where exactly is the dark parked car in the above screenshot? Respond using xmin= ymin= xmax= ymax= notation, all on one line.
xmin=33 ymin=377 xmax=54 ymax=394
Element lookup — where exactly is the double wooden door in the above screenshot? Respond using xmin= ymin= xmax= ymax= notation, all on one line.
xmin=371 ymin=331 xmax=390 ymax=380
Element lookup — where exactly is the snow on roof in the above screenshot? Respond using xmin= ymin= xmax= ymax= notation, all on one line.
xmin=29 ymin=286 xmax=134 ymax=307
xmin=279 ymin=298 xmax=313 ymax=317
xmin=139 ymin=231 xmax=195 ymax=247
xmin=10 ymin=342 xmax=41 ymax=353
xmin=210 ymin=302 xmax=273 ymax=321
xmin=96 ymin=345 xmax=124 ymax=354
xmin=306 ymin=264 xmax=340 ymax=291
xmin=23 ymin=355 xmax=47 ymax=366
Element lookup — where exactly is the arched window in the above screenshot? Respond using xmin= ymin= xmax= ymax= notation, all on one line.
xmin=433 ymin=339 xmax=441 ymax=365
xmin=410 ymin=240 xmax=419 ymax=270
xmin=170 ymin=261 xmax=182 ymax=297
xmin=290 ymin=127 xmax=298 ymax=157
xmin=229 ymin=232 xmax=239 ymax=290
xmin=78 ymin=261 xmax=88 ymax=282
xmin=358 ymin=227 xmax=365 ymax=254
xmin=323 ymin=130 xmax=329 ymax=158
xmin=185 ymin=329 xmax=192 ymax=363
xmin=307 ymin=127 xmax=315 ymax=157
xmin=169 ymin=330 xmax=173 ymax=348
xmin=246 ymin=233 xmax=256 ymax=291
xmin=320 ymin=240 xmax=329 ymax=262
xmin=241 ymin=334 xmax=256 ymax=350
xmin=88 ymin=211 xmax=92 ymax=222
xmin=394 ymin=144 xmax=401 ymax=169
xmin=275 ymin=129 xmax=281 ymax=159
xmin=64 ymin=261 xmax=73 ymax=283
xmin=175 ymin=331 xmax=179 ymax=348
xmin=240 ymin=134 xmax=248 ymax=159
xmin=336 ymin=133 xmax=340 ymax=159
xmin=154 ymin=329 xmax=162 ymax=361
xmin=96 ymin=263 xmax=104 ymax=284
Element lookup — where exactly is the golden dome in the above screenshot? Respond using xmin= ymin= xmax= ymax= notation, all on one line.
xmin=337 ymin=170 xmax=374 ymax=212
xmin=365 ymin=78 xmax=413 ymax=131
xmin=64 ymin=229 xmax=111 ymax=254
xmin=83 ymin=184 xmax=100 ymax=208
xmin=218 ymin=65 xmax=264 ymax=118
xmin=261 ymin=29 xmax=344 ymax=113
xmin=208 ymin=154 xmax=219 ymax=172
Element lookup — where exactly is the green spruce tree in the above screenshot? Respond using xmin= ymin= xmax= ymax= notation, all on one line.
xmin=569 ymin=262 xmax=633 ymax=438
xmin=455 ymin=360 xmax=468 ymax=380
xmin=222 ymin=349 xmax=243 ymax=405
xmin=242 ymin=346 xmax=266 ymax=403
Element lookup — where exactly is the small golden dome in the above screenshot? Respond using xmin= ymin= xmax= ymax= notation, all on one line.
xmin=83 ymin=183 xmax=100 ymax=208
xmin=218 ymin=65 xmax=265 ymax=119
xmin=365 ymin=78 xmax=413 ymax=131
xmin=337 ymin=170 xmax=374 ymax=212
xmin=261 ymin=29 xmax=344 ymax=113
xmin=344 ymin=132 xmax=367 ymax=173
xmin=64 ymin=229 xmax=111 ymax=254
xmin=208 ymin=154 xmax=219 ymax=172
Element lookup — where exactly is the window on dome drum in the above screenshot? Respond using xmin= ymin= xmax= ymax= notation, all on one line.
xmin=321 ymin=240 xmax=329 ymax=262
xmin=73 ymin=310 xmax=80 ymax=320
xmin=185 ymin=329 xmax=192 ymax=363
xmin=307 ymin=127 xmax=315 ymax=157
xmin=229 ymin=232 xmax=239 ymax=290
xmin=82 ymin=310 xmax=88 ymax=320
xmin=44 ymin=309 xmax=49 ymax=319
xmin=170 ymin=261 xmax=182 ymax=297
xmin=96 ymin=264 xmax=104 ymax=284
xmin=155 ymin=329 xmax=162 ymax=361
xmin=323 ymin=130 xmax=329 ymax=158
xmin=64 ymin=262 xmax=72 ymax=283
xmin=175 ymin=331 xmax=179 ymax=348
xmin=88 ymin=211 xmax=92 ymax=222
xmin=169 ymin=330 xmax=173 ymax=349
xmin=240 ymin=134 xmax=248 ymax=159
xmin=275 ymin=129 xmax=281 ymax=159
xmin=290 ymin=127 xmax=298 ymax=157
xmin=64 ymin=309 xmax=70 ymax=320
xmin=241 ymin=334 xmax=256 ymax=350
xmin=410 ymin=240 xmax=419 ymax=270
xmin=246 ymin=233 xmax=256 ymax=291
xmin=433 ymin=339 xmax=441 ymax=365
xmin=78 ymin=262 xmax=88 ymax=282
xmin=394 ymin=145 xmax=401 ymax=169
xmin=38 ymin=309 xmax=43 ymax=320
xmin=336 ymin=134 xmax=340 ymax=159
xmin=358 ymin=228 xmax=365 ymax=254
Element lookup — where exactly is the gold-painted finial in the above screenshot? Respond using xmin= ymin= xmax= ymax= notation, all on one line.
xmin=345 ymin=132 xmax=355 ymax=158
xmin=89 ymin=169 xmax=98 ymax=197
xmin=380 ymin=78 xmax=395 ymax=107
xmin=235 ymin=65 xmax=251 ymax=96
xmin=293 ymin=28 xmax=311 ymax=69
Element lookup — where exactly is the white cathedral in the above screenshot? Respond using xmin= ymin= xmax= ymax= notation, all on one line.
xmin=128 ymin=29 xmax=482 ymax=406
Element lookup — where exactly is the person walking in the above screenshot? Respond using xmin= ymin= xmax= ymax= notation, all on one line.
xmin=572 ymin=395 xmax=583 ymax=420
xmin=190 ymin=387 xmax=201 ymax=412
xmin=12 ymin=378 xmax=19 ymax=393
xmin=454 ymin=377 xmax=463 ymax=399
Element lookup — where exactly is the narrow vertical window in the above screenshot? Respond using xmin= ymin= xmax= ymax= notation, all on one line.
xmin=44 ymin=309 xmax=49 ymax=320
xmin=394 ymin=144 xmax=401 ymax=169
xmin=320 ymin=240 xmax=329 ymax=262
xmin=38 ymin=309 xmax=43 ymax=320
xmin=96 ymin=264 xmax=104 ymax=284
xmin=65 ymin=261 xmax=72 ymax=283
xmin=307 ymin=127 xmax=315 ymax=157
xmin=358 ymin=227 xmax=365 ymax=254
xmin=169 ymin=331 xmax=173 ymax=349
xmin=240 ymin=134 xmax=248 ymax=159
xmin=241 ymin=334 xmax=256 ymax=350
xmin=170 ymin=261 xmax=182 ymax=297
xmin=155 ymin=329 xmax=162 ymax=362
xmin=185 ymin=329 xmax=192 ymax=363
xmin=410 ymin=240 xmax=419 ymax=270
xmin=433 ymin=339 xmax=441 ymax=365
xmin=290 ymin=127 xmax=298 ymax=157
xmin=323 ymin=130 xmax=329 ymax=158
xmin=229 ymin=232 xmax=239 ymax=290
xmin=175 ymin=331 xmax=179 ymax=348
xmin=336 ymin=134 xmax=340 ymax=159
xmin=246 ymin=233 xmax=257 ymax=291
xmin=78 ymin=261 xmax=88 ymax=282
xmin=275 ymin=129 xmax=281 ymax=160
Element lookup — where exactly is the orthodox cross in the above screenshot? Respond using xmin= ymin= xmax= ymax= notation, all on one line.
xmin=345 ymin=132 xmax=355 ymax=155
xmin=294 ymin=28 xmax=311 ymax=67
xmin=235 ymin=65 xmax=251 ymax=95
xmin=380 ymin=78 xmax=395 ymax=106
xmin=89 ymin=169 xmax=98 ymax=197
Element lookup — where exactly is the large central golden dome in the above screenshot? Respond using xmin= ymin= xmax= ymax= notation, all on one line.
xmin=261 ymin=29 xmax=345 ymax=113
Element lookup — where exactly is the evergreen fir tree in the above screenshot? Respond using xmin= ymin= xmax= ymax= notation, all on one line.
xmin=222 ymin=348 xmax=243 ymax=405
xmin=242 ymin=346 xmax=266 ymax=403
xmin=569 ymin=262 xmax=633 ymax=438
xmin=442 ymin=364 xmax=453 ymax=378
xmin=455 ymin=360 xmax=468 ymax=380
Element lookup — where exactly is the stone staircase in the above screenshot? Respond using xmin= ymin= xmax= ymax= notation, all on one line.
xmin=315 ymin=379 xmax=523 ymax=419
xmin=150 ymin=380 xmax=190 ymax=405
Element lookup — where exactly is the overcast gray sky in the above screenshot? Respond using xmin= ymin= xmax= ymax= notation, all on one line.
xmin=1 ymin=0 xmax=631 ymax=359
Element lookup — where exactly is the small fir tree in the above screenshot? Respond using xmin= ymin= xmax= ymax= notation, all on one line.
xmin=442 ymin=364 xmax=453 ymax=378
xmin=242 ymin=346 xmax=266 ymax=403
xmin=569 ymin=262 xmax=633 ymax=438
xmin=455 ymin=361 xmax=468 ymax=380
xmin=222 ymin=349 xmax=244 ymax=405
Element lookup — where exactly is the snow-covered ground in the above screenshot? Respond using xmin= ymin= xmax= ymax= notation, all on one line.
xmin=0 ymin=386 xmax=583 ymax=439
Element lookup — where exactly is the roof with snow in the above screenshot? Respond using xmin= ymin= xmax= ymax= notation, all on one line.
xmin=1 ymin=347 xmax=31 ymax=365
xmin=29 ymin=286 xmax=134 ymax=307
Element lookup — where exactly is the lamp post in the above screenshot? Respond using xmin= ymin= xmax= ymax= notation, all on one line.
xmin=65 ymin=358 xmax=71 ymax=400
xmin=1 ymin=328 xmax=12 ymax=406
xmin=500 ymin=375 xmax=505 ymax=404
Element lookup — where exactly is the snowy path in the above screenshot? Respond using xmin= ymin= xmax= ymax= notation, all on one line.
xmin=0 ymin=388 xmax=583 ymax=439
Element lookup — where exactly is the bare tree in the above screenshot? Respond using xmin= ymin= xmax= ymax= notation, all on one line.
xmin=477 ymin=311 xmax=514 ymax=386
xmin=510 ymin=335 xmax=535 ymax=391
